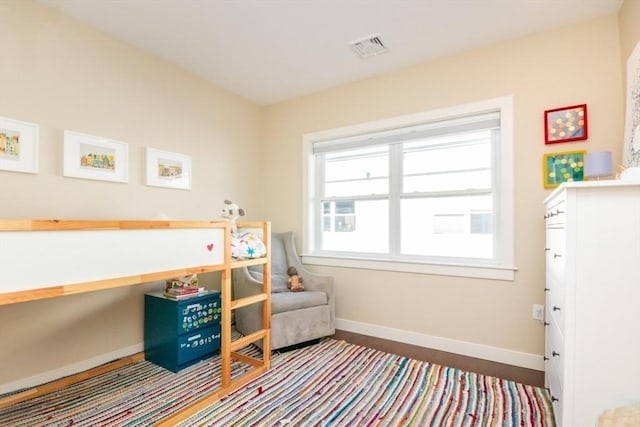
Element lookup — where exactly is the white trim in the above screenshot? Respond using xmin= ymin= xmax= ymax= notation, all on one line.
xmin=303 ymin=255 xmax=516 ymax=281
xmin=336 ymin=318 xmax=543 ymax=371
xmin=0 ymin=343 xmax=143 ymax=395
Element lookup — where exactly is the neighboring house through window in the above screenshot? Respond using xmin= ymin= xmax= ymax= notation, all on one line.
xmin=302 ymin=97 xmax=515 ymax=280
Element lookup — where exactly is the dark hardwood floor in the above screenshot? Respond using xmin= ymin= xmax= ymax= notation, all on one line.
xmin=330 ymin=329 xmax=544 ymax=388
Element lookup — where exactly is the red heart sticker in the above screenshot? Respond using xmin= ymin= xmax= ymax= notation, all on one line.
xmin=206 ymin=243 xmax=214 ymax=252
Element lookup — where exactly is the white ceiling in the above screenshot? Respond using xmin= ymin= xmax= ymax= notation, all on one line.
xmin=38 ymin=0 xmax=623 ymax=105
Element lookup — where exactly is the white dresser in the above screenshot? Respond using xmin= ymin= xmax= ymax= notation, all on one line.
xmin=544 ymin=181 xmax=640 ymax=426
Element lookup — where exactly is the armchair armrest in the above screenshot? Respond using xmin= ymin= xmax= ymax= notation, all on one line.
xmin=282 ymin=232 xmax=335 ymax=320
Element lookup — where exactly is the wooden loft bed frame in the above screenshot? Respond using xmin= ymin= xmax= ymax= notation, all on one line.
xmin=0 ymin=219 xmax=272 ymax=425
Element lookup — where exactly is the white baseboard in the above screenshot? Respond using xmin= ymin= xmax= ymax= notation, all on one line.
xmin=335 ymin=318 xmax=544 ymax=371
xmin=0 ymin=343 xmax=143 ymax=395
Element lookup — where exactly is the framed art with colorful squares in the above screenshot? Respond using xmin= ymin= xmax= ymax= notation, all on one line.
xmin=544 ymin=104 xmax=588 ymax=144
xmin=543 ymin=150 xmax=586 ymax=188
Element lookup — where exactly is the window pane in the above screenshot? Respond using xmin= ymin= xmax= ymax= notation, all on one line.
xmin=324 ymin=146 xmax=388 ymax=197
xmin=403 ymin=131 xmax=491 ymax=175
xmin=404 ymin=170 xmax=491 ymax=192
xmin=401 ymin=196 xmax=493 ymax=259
xmin=403 ymin=131 xmax=492 ymax=193
xmin=321 ymin=200 xmax=388 ymax=253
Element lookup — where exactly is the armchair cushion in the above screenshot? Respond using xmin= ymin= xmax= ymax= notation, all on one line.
xmin=248 ymin=229 xmax=289 ymax=292
xmin=271 ymin=291 xmax=327 ymax=315
xmin=249 ymin=271 xmax=289 ymax=293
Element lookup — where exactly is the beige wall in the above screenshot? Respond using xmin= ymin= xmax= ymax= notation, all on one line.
xmin=260 ymin=14 xmax=624 ymax=358
xmin=0 ymin=0 xmax=632 ymax=388
xmin=0 ymin=1 xmax=262 ymax=385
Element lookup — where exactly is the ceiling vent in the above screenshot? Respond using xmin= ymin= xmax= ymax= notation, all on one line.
xmin=349 ymin=33 xmax=388 ymax=58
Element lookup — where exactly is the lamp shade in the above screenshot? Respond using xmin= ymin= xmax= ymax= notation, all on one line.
xmin=585 ymin=151 xmax=612 ymax=179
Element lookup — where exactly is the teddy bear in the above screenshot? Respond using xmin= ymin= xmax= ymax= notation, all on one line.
xmin=287 ymin=266 xmax=305 ymax=292
xmin=221 ymin=199 xmax=245 ymax=234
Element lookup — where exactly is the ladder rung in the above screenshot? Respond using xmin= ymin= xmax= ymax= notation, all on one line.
xmin=230 ymin=351 xmax=264 ymax=367
xmin=231 ymin=293 xmax=267 ymax=310
xmin=230 ymin=329 xmax=268 ymax=352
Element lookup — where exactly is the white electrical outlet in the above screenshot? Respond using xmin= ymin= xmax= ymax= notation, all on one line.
xmin=532 ymin=304 xmax=544 ymax=320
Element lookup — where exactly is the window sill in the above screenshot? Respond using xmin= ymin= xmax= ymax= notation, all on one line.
xmin=301 ymin=255 xmax=517 ymax=281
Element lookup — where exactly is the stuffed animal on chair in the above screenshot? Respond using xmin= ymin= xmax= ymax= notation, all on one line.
xmin=287 ymin=266 xmax=305 ymax=292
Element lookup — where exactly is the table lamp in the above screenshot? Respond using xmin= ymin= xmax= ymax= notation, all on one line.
xmin=585 ymin=151 xmax=612 ymax=180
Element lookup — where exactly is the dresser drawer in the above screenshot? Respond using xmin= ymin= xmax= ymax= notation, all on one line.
xmin=545 ymin=200 xmax=566 ymax=227
xmin=545 ymin=228 xmax=566 ymax=283
xmin=177 ymin=324 xmax=222 ymax=366
xmin=146 ymin=324 xmax=221 ymax=373
xmin=546 ymin=319 xmax=564 ymax=386
xmin=545 ymin=280 xmax=564 ymax=333
xmin=547 ymin=368 xmax=563 ymax=426
xmin=177 ymin=294 xmax=222 ymax=334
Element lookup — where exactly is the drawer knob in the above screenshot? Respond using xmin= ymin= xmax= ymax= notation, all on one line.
xmin=544 ymin=248 xmax=551 ymax=252
xmin=552 ymin=351 xmax=560 ymax=357
xmin=553 ymin=253 xmax=562 ymax=258
xmin=543 ymin=356 xmax=549 ymax=361
xmin=551 ymin=396 xmax=559 ymax=403
xmin=555 ymin=209 xmax=564 ymax=215
xmin=544 ymin=288 xmax=550 ymax=292
xmin=553 ymin=306 xmax=561 ymax=312
xmin=544 ymin=322 xmax=550 ymax=326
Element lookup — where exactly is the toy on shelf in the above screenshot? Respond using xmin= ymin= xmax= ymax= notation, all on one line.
xmin=165 ymin=274 xmax=199 ymax=290
xmin=164 ymin=274 xmax=205 ymax=299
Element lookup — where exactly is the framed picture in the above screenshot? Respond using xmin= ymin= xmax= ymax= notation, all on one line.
xmin=145 ymin=147 xmax=191 ymax=190
xmin=0 ymin=115 xmax=39 ymax=174
xmin=63 ymin=130 xmax=128 ymax=183
xmin=544 ymin=104 xmax=588 ymax=144
xmin=543 ymin=150 xmax=586 ymax=188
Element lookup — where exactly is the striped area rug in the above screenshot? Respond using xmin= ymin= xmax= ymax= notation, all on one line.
xmin=1 ymin=339 xmax=555 ymax=426
xmin=181 ymin=340 xmax=554 ymax=427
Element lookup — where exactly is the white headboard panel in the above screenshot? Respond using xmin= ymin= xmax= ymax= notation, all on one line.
xmin=0 ymin=220 xmax=229 ymax=304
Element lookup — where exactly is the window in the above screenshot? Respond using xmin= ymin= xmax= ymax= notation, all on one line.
xmin=302 ymin=97 xmax=515 ymax=280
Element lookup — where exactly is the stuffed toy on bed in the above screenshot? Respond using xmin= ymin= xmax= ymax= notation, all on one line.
xmin=221 ymin=199 xmax=245 ymax=234
xmin=222 ymin=199 xmax=267 ymax=259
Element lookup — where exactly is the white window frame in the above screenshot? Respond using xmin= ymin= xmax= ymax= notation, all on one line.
xmin=301 ymin=96 xmax=516 ymax=281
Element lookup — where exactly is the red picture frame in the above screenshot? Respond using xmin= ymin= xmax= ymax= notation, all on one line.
xmin=544 ymin=104 xmax=588 ymax=144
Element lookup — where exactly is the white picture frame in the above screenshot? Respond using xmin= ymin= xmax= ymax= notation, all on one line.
xmin=145 ymin=147 xmax=192 ymax=190
xmin=63 ymin=130 xmax=128 ymax=183
xmin=0 ymin=116 xmax=39 ymax=174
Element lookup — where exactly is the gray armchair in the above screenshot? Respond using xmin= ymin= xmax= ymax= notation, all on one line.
xmin=232 ymin=232 xmax=335 ymax=350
